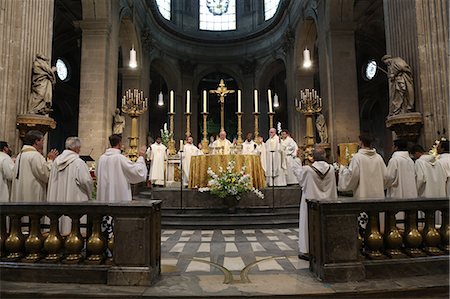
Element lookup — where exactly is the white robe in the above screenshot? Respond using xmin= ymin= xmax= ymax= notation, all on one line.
xmin=385 ymin=151 xmax=417 ymax=198
xmin=255 ymin=142 xmax=267 ymax=172
xmin=293 ymin=160 xmax=337 ymax=254
xmin=415 ymin=154 xmax=446 ymax=197
xmin=265 ymin=135 xmax=287 ymax=186
xmin=11 ymin=145 xmax=52 ymax=202
xmin=281 ymin=136 xmax=299 ymax=185
xmin=436 ymin=153 xmax=450 ymax=197
xmin=338 ymin=148 xmax=387 ymax=198
xmin=0 ymin=152 xmax=14 ymax=202
xmin=96 ymin=148 xmax=147 ymax=202
xmin=241 ymin=140 xmax=257 ymax=155
xmin=149 ymin=143 xmax=167 ymax=185
xmin=179 ymin=143 xmax=203 ymax=186
xmin=211 ymin=138 xmax=232 ymax=155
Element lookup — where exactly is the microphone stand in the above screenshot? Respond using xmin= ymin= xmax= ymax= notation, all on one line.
xmin=270 ymin=150 xmax=275 ymax=212
xmin=179 ymin=149 xmax=184 ymax=214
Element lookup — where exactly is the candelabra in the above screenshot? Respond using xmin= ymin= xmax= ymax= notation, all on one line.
xmin=167 ymin=112 xmax=176 ymax=155
xmin=295 ymin=89 xmax=322 ymax=147
xmin=253 ymin=112 xmax=260 ymax=143
xmin=236 ymin=112 xmax=243 ymax=145
xmin=185 ymin=112 xmax=191 ymax=138
xmin=122 ymin=89 xmax=148 ymax=161
xmin=268 ymin=112 xmax=275 ymax=130
xmin=201 ymin=112 xmax=209 ymax=154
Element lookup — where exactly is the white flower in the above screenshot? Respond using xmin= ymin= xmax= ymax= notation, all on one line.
xmin=199 ymin=187 xmax=210 ymax=192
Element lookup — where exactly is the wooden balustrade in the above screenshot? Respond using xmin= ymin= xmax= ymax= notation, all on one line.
xmin=308 ymin=197 xmax=449 ymax=283
xmin=0 ymin=200 xmax=161 ymax=286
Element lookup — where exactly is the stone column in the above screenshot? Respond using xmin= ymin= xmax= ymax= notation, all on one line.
xmin=77 ymin=19 xmax=118 ymax=160
xmin=384 ymin=0 xmax=449 ymax=146
xmin=0 ymin=0 xmax=54 ymax=151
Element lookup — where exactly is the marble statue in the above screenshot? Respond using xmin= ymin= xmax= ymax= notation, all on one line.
xmin=113 ymin=108 xmax=125 ymax=135
xmin=382 ymin=55 xmax=415 ymax=116
xmin=316 ymin=113 xmax=328 ymax=144
xmin=28 ymin=53 xmax=56 ymax=115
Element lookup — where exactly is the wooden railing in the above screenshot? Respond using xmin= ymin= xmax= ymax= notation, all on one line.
xmin=0 ymin=200 xmax=161 ymax=286
xmin=307 ymin=197 xmax=449 ymax=282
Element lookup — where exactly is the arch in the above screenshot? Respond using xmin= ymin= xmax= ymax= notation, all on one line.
xmin=293 ymin=18 xmax=318 ymax=74
xmin=81 ymin=0 xmax=111 ymax=19
xmin=193 ymin=65 xmax=243 ymax=92
xmin=149 ymin=58 xmax=181 ymax=92
xmin=118 ymin=18 xmax=140 ymax=69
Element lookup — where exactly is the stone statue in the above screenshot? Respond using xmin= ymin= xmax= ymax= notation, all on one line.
xmin=113 ymin=108 xmax=125 ymax=135
xmin=316 ymin=113 xmax=328 ymax=144
xmin=28 ymin=54 xmax=57 ymax=115
xmin=382 ymin=55 xmax=415 ymax=116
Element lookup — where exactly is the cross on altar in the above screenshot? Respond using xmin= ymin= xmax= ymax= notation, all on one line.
xmin=209 ymin=79 xmax=235 ymax=132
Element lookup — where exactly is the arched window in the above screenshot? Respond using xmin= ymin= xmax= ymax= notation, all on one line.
xmin=264 ymin=0 xmax=280 ymax=20
xmin=156 ymin=0 xmax=171 ymax=20
xmin=199 ymin=0 xmax=236 ymax=31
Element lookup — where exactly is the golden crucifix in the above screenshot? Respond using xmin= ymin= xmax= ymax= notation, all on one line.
xmin=209 ymin=79 xmax=235 ymax=132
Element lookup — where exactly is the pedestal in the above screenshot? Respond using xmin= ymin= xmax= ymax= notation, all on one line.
xmin=386 ymin=112 xmax=423 ymax=142
xmin=16 ymin=114 xmax=56 ymax=140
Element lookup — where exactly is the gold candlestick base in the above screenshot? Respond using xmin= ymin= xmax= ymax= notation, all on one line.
xmin=168 ymin=112 xmax=176 ymax=156
xmin=236 ymin=112 xmax=243 ymax=145
xmin=185 ymin=112 xmax=192 ymax=138
xmin=268 ymin=112 xmax=275 ymax=130
xmin=201 ymin=112 xmax=209 ymax=154
xmin=253 ymin=112 xmax=260 ymax=143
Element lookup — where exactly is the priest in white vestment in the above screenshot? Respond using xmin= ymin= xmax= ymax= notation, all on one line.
xmin=385 ymin=139 xmax=417 ymax=198
xmin=436 ymin=140 xmax=450 ymax=197
xmin=265 ymin=128 xmax=287 ymax=186
xmin=338 ymin=134 xmax=387 ymax=198
xmin=211 ymin=131 xmax=232 ymax=155
xmin=0 ymin=141 xmax=14 ymax=202
xmin=149 ymin=137 xmax=167 ymax=186
xmin=281 ymin=130 xmax=299 ymax=185
xmin=96 ymin=134 xmax=148 ymax=202
xmin=11 ymin=130 xmax=58 ymax=202
xmin=242 ymin=133 xmax=257 ymax=155
xmin=47 ymin=137 xmax=93 ymax=235
xmin=179 ymin=136 xmax=203 ymax=186
xmin=256 ymin=136 xmax=267 ymax=173
xmin=293 ymin=146 xmax=337 ymax=260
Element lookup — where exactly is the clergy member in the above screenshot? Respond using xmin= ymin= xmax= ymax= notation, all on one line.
xmin=180 ymin=136 xmax=203 ymax=186
xmin=11 ymin=130 xmax=58 ymax=202
xmin=411 ymin=144 xmax=446 ymax=198
xmin=0 ymin=141 xmax=14 ymax=202
xmin=338 ymin=134 xmax=387 ymax=198
xmin=211 ymin=131 xmax=232 ymax=155
xmin=96 ymin=134 xmax=147 ymax=202
xmin=265 ymin=128 xmax=287 ymax=186
xmin=149 ymin=137 xmax=167 ymax=186
xmin=242 ymin=133 xmax=256 ymax=155
xmin=281 ymin=130 xmax=299 ymax=185
xmin=256 ymin=136 xmax=267 ymax=173
xmin=293 ymin=146 xmax=337 ymax=260
xmin=385 ymin=139 xmax=417 ymax=198
xmin=436 ymin=140 xmax=450 ymax=196
xmin=47 ymin=137 xmax=93 ymax=235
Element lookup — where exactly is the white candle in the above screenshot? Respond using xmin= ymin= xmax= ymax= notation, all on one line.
xmin=203 ymin=90 xmax=207 ymax=113
xmin=237 ymin=90 xmax=241 ymax=113
xmin=186 ymin=90 xmax=190 ymax=113
xmin=295 ymin=97 xmax=298 ymax=108
xmin=122 ymin=96 xmax=125 ymax=107
xmin=180 ymin=140 xmax=184 ymax=151
xmin=268 ymin=89 xmax=273 ymax=113
xmin=254 ymin=89 xmax=259 ymax=113
xmin=170 ymin=90 xmax=174 ymax=113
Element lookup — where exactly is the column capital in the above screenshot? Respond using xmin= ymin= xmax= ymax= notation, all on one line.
xmin=75 ymin=19 xmax=111 ymax=35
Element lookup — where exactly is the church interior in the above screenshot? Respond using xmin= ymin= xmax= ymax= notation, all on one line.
xmin=0 ymin=0 xmax=449 ymax=298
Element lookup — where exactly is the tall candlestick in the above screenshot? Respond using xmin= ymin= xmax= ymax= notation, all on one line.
xmin=170 ymin=90 xmax=174 ymax=113
xmin=254 ymin=89 xmax=259 ymax=113
xmin=268 ymin=89 xmax=273 ymax=113
xmin=180 ymin=140 xmax=184 ymax=151
xmin=237 ymin=90 xmax=242 ymax=113
xmin=203 ymin=90 xmax=207 ymax=113
xmin=186 ymin=90 xmax=190 ymax=113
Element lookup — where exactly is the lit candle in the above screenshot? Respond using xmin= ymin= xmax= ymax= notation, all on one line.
xmin=268 ymin=89 xmax=273 ymax=113
xmin=254 ymin=89 xmax=259 ymax=113
xmin=122 ymin=96 xmax=125 ymax=107
xmin=170 ymin=90 xmax=174 ymax=113
xmin=180 ymin=140 xmax=184 ymax=151
xmin=186 ymin=90 xmax=190 ymax=113
xmin=203 ymin=90 xmax=207 ymax=113
xmin=319 ymin=98 xmax=322 ymax=107
xmin=237 ymin=90 xmax=241 ymax=113
xmin=295 ymin=97 xmax=298 ymax=108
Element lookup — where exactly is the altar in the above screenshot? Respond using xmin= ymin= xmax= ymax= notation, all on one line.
xmin=188 ymin=154 xmax=266 ymax=189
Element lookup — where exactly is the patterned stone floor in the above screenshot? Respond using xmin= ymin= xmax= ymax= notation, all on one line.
xmin=161 ymin=227 xmax=309 ymax=277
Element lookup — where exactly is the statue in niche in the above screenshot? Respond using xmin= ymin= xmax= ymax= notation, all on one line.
xmin=28 ymin=53 xmax=56 ymax=115
xmin=316 ymin=113 xmax=328 ymax=144
xmin=382 ymin=55 xmax=415 ymax=116
xmin=113 ymin=108 xmax=125 ymax=135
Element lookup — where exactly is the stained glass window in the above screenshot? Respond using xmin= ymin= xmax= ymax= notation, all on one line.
xmin=156 ymin=0 xmax=171 ymax=20
xmin=199 ymin=0 xmax=236 ymax=31
xmin=264 ymin=0 xmax=280 ymax=20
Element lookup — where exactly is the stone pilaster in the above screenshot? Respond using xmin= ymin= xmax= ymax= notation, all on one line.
xmin=0 ymin=0 xmax=54 ymax=152
xmin=383 ymin=0 xmax=449 ymax=146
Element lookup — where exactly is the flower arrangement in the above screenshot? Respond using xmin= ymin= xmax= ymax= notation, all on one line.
xmin=160 ymin=123 xmax=170 ymax=147
xmin=199 ymin=160 xmax=264 ymax=200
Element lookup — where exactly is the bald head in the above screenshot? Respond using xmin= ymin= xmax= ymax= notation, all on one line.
xmin=219 ymin=131 xmax=226 ymax=140
xmin=312 ymin=146 xmax=326 ymax=161
xmin=269 ymin=128 xmax=276 ymax=138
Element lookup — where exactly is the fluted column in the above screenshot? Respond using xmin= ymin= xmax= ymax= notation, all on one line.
xmin=0 ymin=0 xmax=54 ymax=150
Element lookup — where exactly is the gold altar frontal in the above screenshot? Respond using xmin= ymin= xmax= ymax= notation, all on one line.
xmin=188 ymin=154 xmax=267 ymax=189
